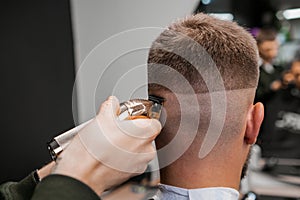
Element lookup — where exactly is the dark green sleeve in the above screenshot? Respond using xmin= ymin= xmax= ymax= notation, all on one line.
xmin=0 ymin=171 xmax=39 ymax=200
xmin=31 ymin=175 xmax=100 ymax=200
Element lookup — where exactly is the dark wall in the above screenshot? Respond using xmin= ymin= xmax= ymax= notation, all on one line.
xmin=232 ymin=0 xmax=278 ymax=28
xmin=194 ymin=0 xmax=279 ymax=28
xmin=0 ymin=0 xmax=75 ymax=183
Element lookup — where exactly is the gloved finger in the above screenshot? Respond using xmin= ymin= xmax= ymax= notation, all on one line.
xmin=118 ymin=118 xmax=162 ymax=140
xmin=98 ymin=96 xmax=120 ymax=118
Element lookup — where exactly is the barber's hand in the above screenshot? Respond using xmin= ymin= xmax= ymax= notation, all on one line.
xmin=52 ymin=96 xmax=162 ymax=196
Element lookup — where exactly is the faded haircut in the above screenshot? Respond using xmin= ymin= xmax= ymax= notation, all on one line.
xmin=147 ymin=13 xmax=259 ymax=94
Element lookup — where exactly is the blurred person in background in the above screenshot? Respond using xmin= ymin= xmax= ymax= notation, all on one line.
xmin=257 ymin=52 xmax=300 ymax=172
xmin=255 ymin=28 xmax=284 ymax=103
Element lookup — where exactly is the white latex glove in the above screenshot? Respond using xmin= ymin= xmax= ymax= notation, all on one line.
xmin=52 ymin=96 xmax=161 ymax=195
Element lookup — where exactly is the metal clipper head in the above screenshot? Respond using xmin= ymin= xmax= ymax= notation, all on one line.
xmin=118 ymin=95 xmax=164 ymax=120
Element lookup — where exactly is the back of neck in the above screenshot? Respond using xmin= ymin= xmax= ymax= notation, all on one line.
xmin=159 ymin=149 xmax=242 ymax=190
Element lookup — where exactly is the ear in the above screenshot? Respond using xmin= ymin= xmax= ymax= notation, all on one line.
xmin=245 ymin=102 xmax=264 ymax=144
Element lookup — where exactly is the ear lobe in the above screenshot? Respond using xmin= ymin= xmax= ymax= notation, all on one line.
xmin=245 ymin=102 xmax=264 ymax=144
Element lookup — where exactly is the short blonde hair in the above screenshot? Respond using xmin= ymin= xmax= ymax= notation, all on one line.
xmin=148 ymin=13 xmax=259 ymax=94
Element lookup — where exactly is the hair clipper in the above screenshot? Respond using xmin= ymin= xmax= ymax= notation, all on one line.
xmin=47 ymin=95 xmax=164 ymax=160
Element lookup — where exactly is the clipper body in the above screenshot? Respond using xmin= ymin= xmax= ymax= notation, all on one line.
xmin=48 ymin=96 xmax=164 ymax=160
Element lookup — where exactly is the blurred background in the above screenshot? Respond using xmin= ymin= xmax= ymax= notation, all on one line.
xmin=1 ymin=0 xmax=300 ymax=199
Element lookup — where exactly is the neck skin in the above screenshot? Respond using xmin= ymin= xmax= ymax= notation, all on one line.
xmin=158 ymin=131 xmax=249 ymax=191
xmin=151 ymin=89 xmax=261 ymax=191
xmin=262 ymin=58 xmax=273 ymax=65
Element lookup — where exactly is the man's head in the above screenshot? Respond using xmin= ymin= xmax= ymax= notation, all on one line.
xmin=147 ymin=13 xmax=264 ymax=187
xmin=291 ymin=61 xmax=300 ymax=89
xmin=256 ymin=28 xmax=279 ymax=64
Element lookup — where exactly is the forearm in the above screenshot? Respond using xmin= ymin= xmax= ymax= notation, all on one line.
xmin=0 ymin=167 xmax=101 ymax=200
xmin=0 ymin=171 xmax=39 ymax=200
xmin=31 ymin=175 xmax=101 ymax=200
xmin=0 ymin=162 xmax=55 ymax=200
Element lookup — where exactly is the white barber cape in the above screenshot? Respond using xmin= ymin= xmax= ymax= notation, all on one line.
xmin=151 ymin=184 xmax=239 ymax=200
